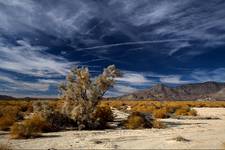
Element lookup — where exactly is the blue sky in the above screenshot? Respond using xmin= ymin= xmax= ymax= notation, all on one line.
xmin=0 ymin=0 xmax=225 ymax=97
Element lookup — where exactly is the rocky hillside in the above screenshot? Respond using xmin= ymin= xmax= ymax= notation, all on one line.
xmin=119 ymin=82 xmax=225 ymax=101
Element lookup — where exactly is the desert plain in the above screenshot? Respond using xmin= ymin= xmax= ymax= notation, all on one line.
xmin=1 ymin=107 xmax=225 ymax=149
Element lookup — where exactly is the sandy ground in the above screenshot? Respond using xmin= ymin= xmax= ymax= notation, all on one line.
xmin=1 ymin=107 xmax=225 ymax=149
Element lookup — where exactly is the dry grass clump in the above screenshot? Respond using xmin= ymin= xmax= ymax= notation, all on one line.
xmin=152 ymin=120 xmax=166 ymax=129
xmin=152 ymin=108 xmax=169 ymax=118
xmin=102 ymin=100 xmax=203 ymax=118
xmin=10 ymin=113 xmax=47 ymax=139
xmin=0 ymin=106 xmax=23 ymax=131
xmin=0 ymin=101 xmax=33 ymax=131
xmin=93 ymin=105 xmax=114 ymax=127
xmin=123 ymin=112 xmax=153 ymax=129
xmin=10 ymin=101 xmax=76 ymax=139
xmin=102 ymin=100 xmax=225 ymax=110
xmin=175 ymin=107 xmax=197 ymax=116
xmin=0 ymin=116 xmax=16 ymax=131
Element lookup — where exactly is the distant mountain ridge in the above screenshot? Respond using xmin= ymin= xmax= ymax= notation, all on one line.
xmin=0 ymin=95 xmax=58 ymax=101
xmin=0 ymin=95 xmax=16 ymax=100
xmin=1 ymin=81 xmax=225 ymax=101
xmin=118 ymin=81 xmax=225 ymax=101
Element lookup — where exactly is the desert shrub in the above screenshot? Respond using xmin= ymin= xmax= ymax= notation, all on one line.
xmin=41 ymin=111 xmax=76 ymax=132
xmin=10 ymin=114 xmax=44 ymax=139
xmin=152 ymin=120 xmax=166 ymax=129
xmin=175 ymin=107 xmax=197 ymax=116
xmin=123 ymin=112 xmax=153 ymax=129
xmin=188 ymin=109 xmax=197 ymax=116
xmin=95 ymin=105 xmax=114 ymax=129
xmin=9 ymin=111 xmax=66 ymax=139
xmin=174 ymin=107 xmax=189 ymax=116
xmin=102 ymin=100 xmax=225 ymax=111
xmin=32 ymin=102 xmax=76 ymax=132
xmin=132 ymin=105 xmax=157 ymax=113
xmin=152 ymin=108 xmax=169 ymax=118
xmin=60 ymin=65 xmax=121 ymax=130
xmin=0 ymin=115 xmax=16 ymax=131
xmin=0 ymin=106 xmax=23 ymax=131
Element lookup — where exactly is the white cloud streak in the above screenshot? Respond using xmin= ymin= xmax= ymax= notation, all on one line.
xmin=116 ymin=71 xmax=153 ymax=85
xmin=0 ymin=40 xmax=75 ymax=77
xmin=160 ymin=75 xmax=190 ymax=84
xmin=0 ymin=74 xmax=49 ymax=91
xmin=76 ymin=39 xmax=189 ymax=51
xmin=191 ymin=68 xmax=225 ymax=82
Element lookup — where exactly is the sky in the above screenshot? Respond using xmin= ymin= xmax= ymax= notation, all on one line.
xmin=0 ymin=0 xmax=225 ymax=97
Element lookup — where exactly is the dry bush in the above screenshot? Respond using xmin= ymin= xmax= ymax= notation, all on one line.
xmin=132 ymin=105 xmax=157 ymax=113
xmin=174 ymin=107 xmax=197 ymax=116
xmin=60 ymin=65 xmax=121 ymax=130
xmin=10 ymin=112 xmax=65 ymax=139
xmin=11 ymin=118 xmax=42 ymax=139
xmin=174 ymin=107 xmax=190 ymax=116
xmin=41 ymin=111 xmax=76 ymax=132
xmin=123 ymin=112 xmax=153 ymax=129
xmin=10 ymin=104 xmax=75 ymax=139
xmin=0 ymin=115 xmax=16 ymax=131
xmin=32 ymin=102 xmax=76 ymax=132
xmin=0 ymin=106 xmax=23 ymax=131
xmin=10 ymin=113 xmax=53 ymax=139
xmin=152 ymin=108 xmax=169 ymax=118
xmin=152 ymin=120 xmax=166 ymax=129
xmin=102 ymin=100 xmax=225 ymax=111
xmin=94 ymin=105 xmax=114 ymax=122
xmin=188 ymin=109 xmax=197 ymax=116
xmin=103 ymin=100 xmax=207 ymax=118
xmin=0 ymin=101 xmax=34 ymax=131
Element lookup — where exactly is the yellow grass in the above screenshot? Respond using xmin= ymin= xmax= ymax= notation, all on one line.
xmin=10 ymin=113 xmax=47 ymax=139
xmin=101 ymin=100 xmax=225 ymax=117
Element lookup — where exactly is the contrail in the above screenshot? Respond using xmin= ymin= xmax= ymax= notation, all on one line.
xmin=76 ymin=39 xmax=189 ymax=51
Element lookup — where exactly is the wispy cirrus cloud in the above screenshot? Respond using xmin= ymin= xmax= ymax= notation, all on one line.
xmin=191 ymin=68 xmax=225 ymax=82
xmin=0 ymin=74 xmax=49 ymax=92
xmin=0 ymin=0 xmax=225 ymax=97
xmin=116 ymin=71 xmax=153 ymax=86
xmin=0 ymin=39 xmax=75 ymax=77
xmin=1 ymin=0 xmax=224 ymax=58
xmin=159 ymin=75 xmax=190 ymax=84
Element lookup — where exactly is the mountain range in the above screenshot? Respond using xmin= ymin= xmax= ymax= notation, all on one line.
xmin=118 ymin=81 xmax=225 ymax=101
xmin=1 ymin=81 xmax=225 ymax=101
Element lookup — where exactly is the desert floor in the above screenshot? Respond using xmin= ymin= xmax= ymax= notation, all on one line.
xmin=1 ymin=107 xmax=225 ymax=149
